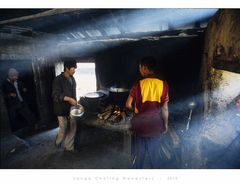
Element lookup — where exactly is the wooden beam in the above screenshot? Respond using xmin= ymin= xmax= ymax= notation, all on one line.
xmin=0 ymin=32 xmax=33 ymax=41
xmin=0 ymin=9 xmax=81 ymax=25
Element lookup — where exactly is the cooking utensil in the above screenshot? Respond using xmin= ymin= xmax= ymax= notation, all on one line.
xmin=80 ymin=91 xmax=108 ymax=113
xmin=109 ymin=87 xmax=129 ymax=93
xmin=84 ymin=91 xmax=105 ymax=98
xmin=70 ymin=104 xmax=84 ymax=118
xmin=109 ymin=86 xmax=129 ymax=106
xmin=186 ymin=101 xmax=196 ymax=130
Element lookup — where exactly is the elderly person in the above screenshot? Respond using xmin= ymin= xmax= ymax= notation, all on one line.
xmin=2 ymin=68 xmax=37 ymax=132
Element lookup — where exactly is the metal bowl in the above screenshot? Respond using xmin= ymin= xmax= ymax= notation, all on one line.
xmin=70 ymin=104 xmax=85 ymax=118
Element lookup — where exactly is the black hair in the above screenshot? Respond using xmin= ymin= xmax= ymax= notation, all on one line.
xmin=63 ymin=59 xmax=77 ymax=70
xmin=139 ymin=56 xmax=157 ymax=72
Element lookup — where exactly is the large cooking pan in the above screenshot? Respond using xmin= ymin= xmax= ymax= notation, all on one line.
xmin=109 ymin=86 xmax=129 ymax=107
xmin=79 ymin=91 xmax=108 ymax=113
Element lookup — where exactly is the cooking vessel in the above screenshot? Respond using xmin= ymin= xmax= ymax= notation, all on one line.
xmin=84 ymin=91 xmax=105 ymax=98
xmin=109 ymin=87 xmax=129 ymax=93
xmin=79 ymin=91 xmax=108 ymax=113
xmin=109 ymin=86 xmax=129 ymax=107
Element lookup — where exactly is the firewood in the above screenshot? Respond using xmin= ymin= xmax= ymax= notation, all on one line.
xmin=108 ymin=114 xmax=117 ymax=121
xmin=102 ymin=112 xmax=112 ymax=120
xmin=97 ymin=109 xmax=112 ymax=119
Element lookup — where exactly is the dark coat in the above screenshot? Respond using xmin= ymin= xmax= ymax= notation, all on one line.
xmin=52 ymin=73 xmax=76 ymax=116
xmin=2 ymin=79 xmax=26 ymax=108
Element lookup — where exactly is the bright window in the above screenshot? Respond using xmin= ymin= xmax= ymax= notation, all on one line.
xmin=74 ymin=63 xmax=96 ymax=100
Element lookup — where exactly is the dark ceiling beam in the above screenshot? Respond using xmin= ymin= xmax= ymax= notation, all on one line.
xmin=0 ymin=32 xmax=33 ymax=41
xmin=60 ymin=28 xmax=202 ymax=44
xmin=1 ymin=25 xmax=32 ymax=32
xmin=0 ymin=9 xmax=81 ymax=25
xmin=0 ymin=25 xmax=32 ymax=36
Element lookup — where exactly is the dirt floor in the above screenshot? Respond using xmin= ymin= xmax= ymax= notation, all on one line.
xmin=1 ymin=128 xmax=132 ymax=169
xmin=1 ymin=116 xmax=239 ymax=169
xmin=1 ymin=124 xmax=183 ymax=169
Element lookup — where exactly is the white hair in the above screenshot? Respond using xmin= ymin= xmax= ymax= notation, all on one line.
xmin=8 ymin=68 xmax=18 ymax=77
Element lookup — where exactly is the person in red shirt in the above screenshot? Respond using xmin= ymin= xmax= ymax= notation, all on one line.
xmin=126 ymin=56 xmax=169 ymax=168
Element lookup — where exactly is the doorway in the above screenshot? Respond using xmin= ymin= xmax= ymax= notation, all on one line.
xmin=74 ymin=62 xmax=97 ymax=100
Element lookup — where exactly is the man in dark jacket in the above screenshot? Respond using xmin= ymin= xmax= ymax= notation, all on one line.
xmin=2 ymin=68 xmax=37 ymax=132
xmin=52 ymin=60 xmax=77 ymax=152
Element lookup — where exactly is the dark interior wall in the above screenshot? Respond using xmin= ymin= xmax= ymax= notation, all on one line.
xmin=0 ymin=60 xmax=32 ymax=82
xmin=95 ymin=35 xmax=204 ymax=103
xmin=31 ymin=59 xmax=56 ymax=125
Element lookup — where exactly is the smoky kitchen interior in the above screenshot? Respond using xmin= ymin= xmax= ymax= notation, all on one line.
xmin=0 ymin=9 xmax=239 ymax=169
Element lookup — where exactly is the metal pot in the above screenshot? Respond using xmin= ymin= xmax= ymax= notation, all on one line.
xmin=109 ymin=87 xmax=129 ymax=93
xmin=84 ymin=91 xmax=105 ymax=98
xmin=109 ymin=86 xmax=129 ymax=107
xmin=79 ymin=91 xmax=108 ymax=113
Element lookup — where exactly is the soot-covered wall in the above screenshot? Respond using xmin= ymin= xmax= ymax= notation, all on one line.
xmin=95 ymin=35 xmax=204 ymax=103
xmin=198 ymin=10 xmax=240 ymax=168
xmin=202 ymin=9 xmax=240 ymax=116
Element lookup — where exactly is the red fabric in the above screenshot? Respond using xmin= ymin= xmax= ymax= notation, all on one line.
xmin=130 ymin=77 xmax=169 ymax=137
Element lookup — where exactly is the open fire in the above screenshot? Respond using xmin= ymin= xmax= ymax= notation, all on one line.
xmin=97 ymin=105 xmax=131 ymax=124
